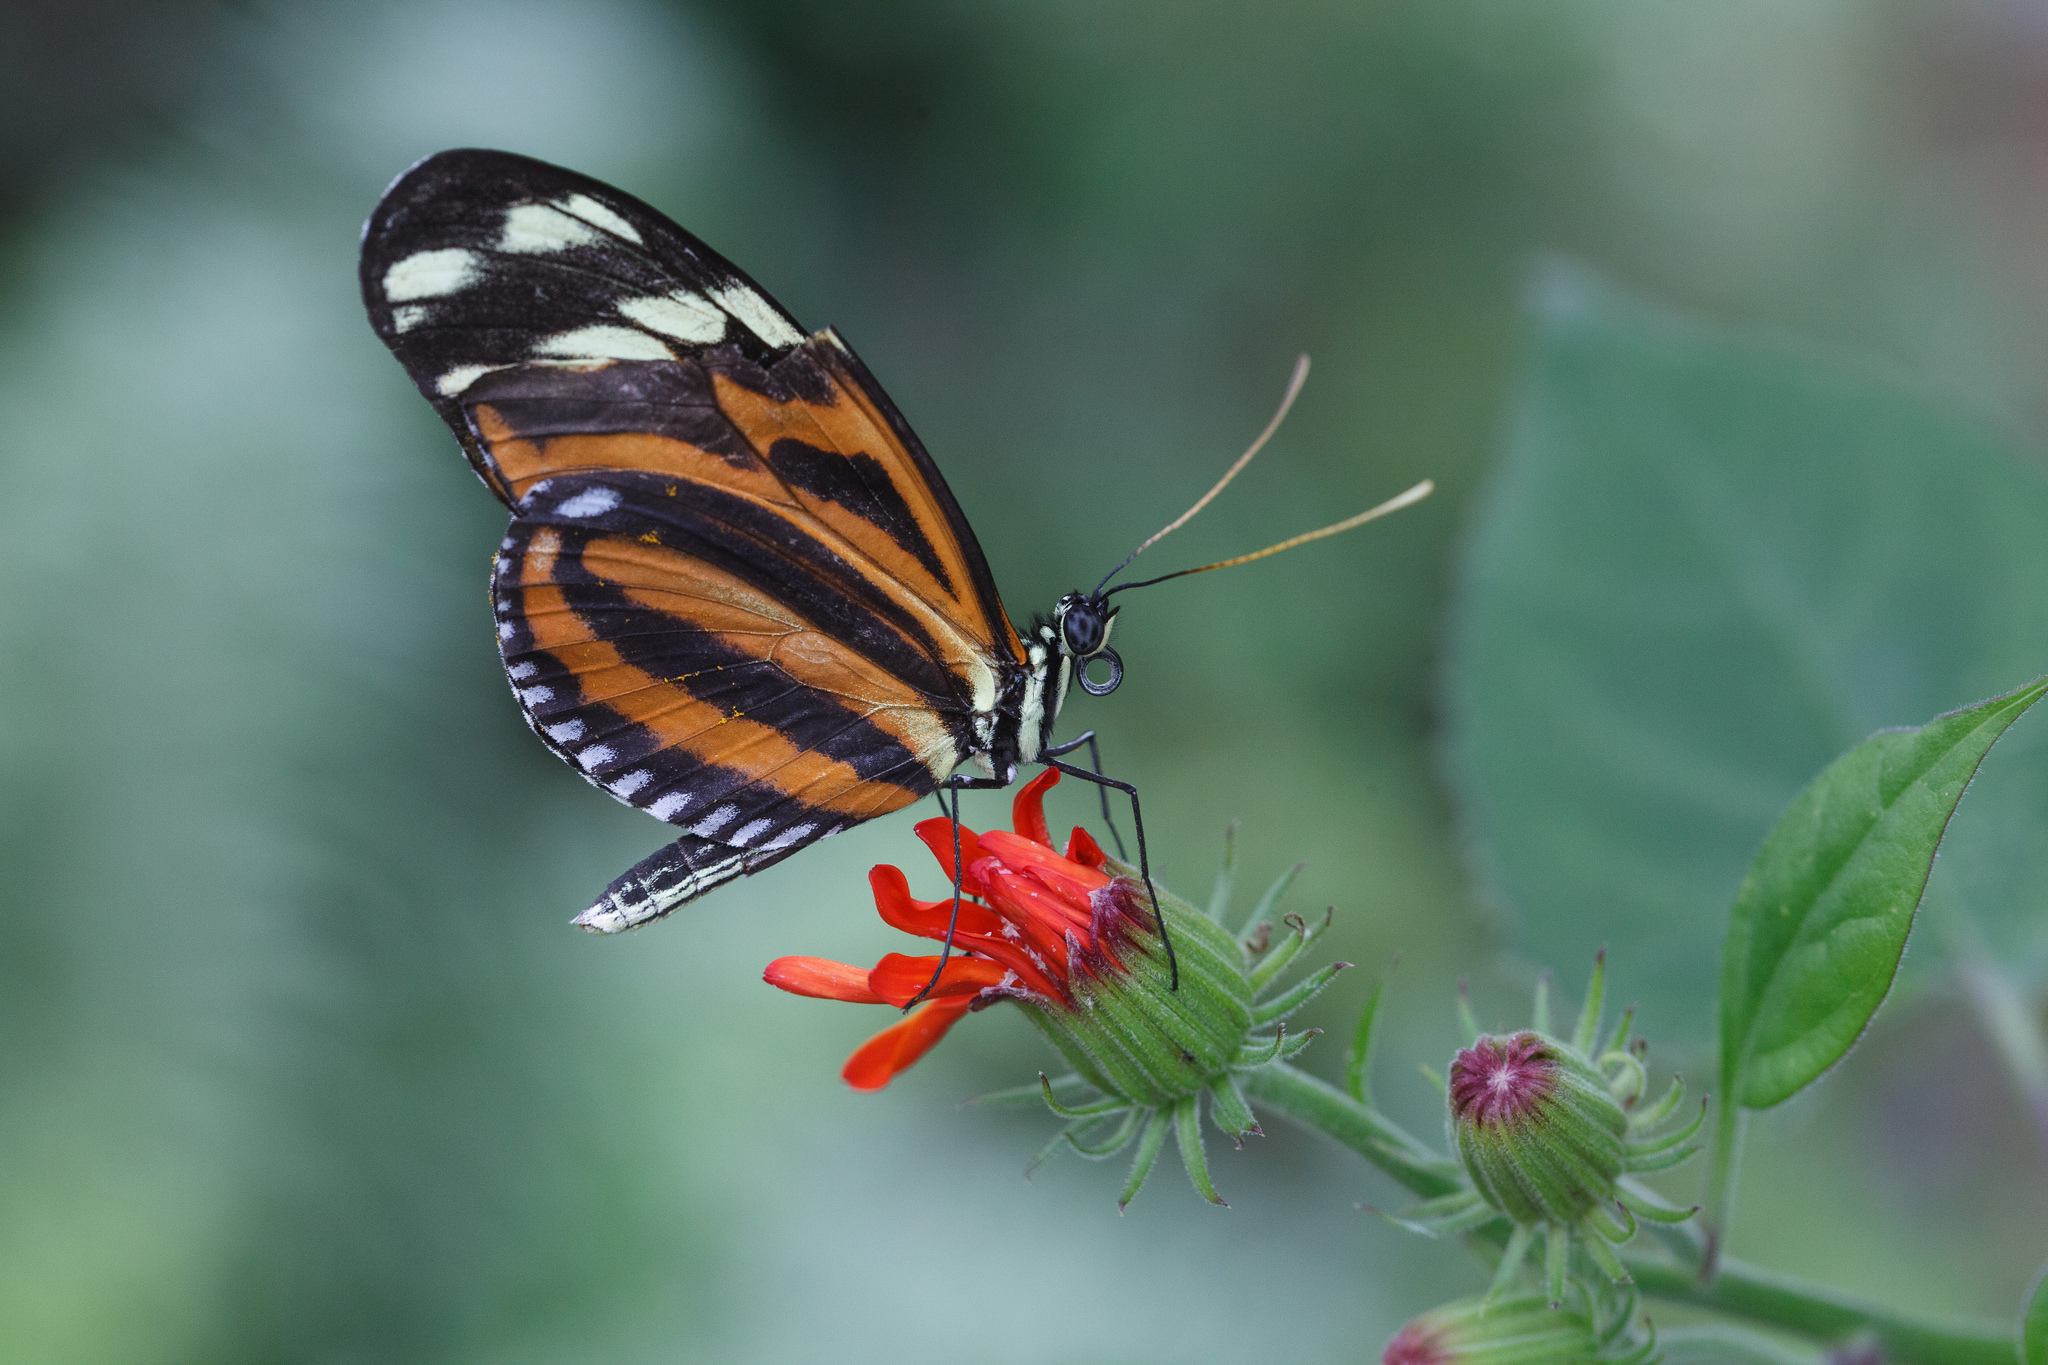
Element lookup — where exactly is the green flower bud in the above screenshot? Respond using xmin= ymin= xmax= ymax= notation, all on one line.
xmin=1391 ymin=957 xmax=1706 ymax=1306
xmin=1449 ymin=1030 xmax=1628 ymax=1227
xmin=1382 ymin=1295 xmax=1603 ymax=1365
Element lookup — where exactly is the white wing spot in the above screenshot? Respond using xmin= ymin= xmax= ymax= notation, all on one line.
xmin=647 ymin=792 xmax=692 ymax=821
xmin=731 ymin=818 xmax=774 ymax=846
xmin=709 ymin=282 xmax=805 ymax=348
xmin=555 ymin=486 xmax=621 ymax=519
xmin=497 ymin=621 xmax=516 ymax=639
xmin=533 ymin=325 xmax=675 ymax=363
xmin=383 ymin=247 xmax=481 ymax=301
xmin=577 ymin=744 xmax=616 ymax=770
xmin=692 ymin=804 xmax=739 ymax=838
xmin=499 ymin=202 xmax=604 ymax=254
xmin=762 ymin=822 xmax=817 ymax=851
xmin=544 ymin=720 xmax=586 ymax=743
xmin=506 ymin=661 xmax=537 ymax=681
xmin=391 ymin=303 xmax=430 ymax=333
xmin=617 ymin=290 xmax=725 ymax=344
xmin=518 ymin=685 xmax=554 ymax=706
xmin=610 ymin=770 xmax=654 ymax=798
xmin=437 ymin=364 xmax=506 ymax=397
xmin=558 ymin=193 xmax=642 ymax=243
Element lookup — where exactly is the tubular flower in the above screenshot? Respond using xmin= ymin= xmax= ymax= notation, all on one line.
xmin=1390 ymin=955 xmax=1707 ymax=1308
xmin=764 ymin=770 xmax=1349 ymax=1207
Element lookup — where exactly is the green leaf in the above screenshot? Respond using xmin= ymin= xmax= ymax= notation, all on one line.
xmin=1446 ymin=269 xmax=2048 ymax=1044
xmin=2021 ymin=1262 xmax=2048 ymax=1365
xmin=1721 ymin=680 xmax=2046 ymax=1109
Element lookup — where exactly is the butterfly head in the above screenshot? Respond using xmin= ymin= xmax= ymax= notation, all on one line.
xmin=1052 ymin=591 xmax=1122 ymax=697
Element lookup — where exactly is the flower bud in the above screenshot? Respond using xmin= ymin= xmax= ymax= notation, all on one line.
xmin=1382 ymin=1295 xmax=1601 ymax=1365
xmin=1449 ymin=1030 xmax=1628 ymax=1227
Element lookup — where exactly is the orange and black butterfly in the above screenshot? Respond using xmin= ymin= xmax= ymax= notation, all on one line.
xmin=359 ymin=149 xmax=1428 ymax=962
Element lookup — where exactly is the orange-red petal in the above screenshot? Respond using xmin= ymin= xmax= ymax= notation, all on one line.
xmin=979 ymin=828 xmax=1113 ymax=892
xmin=866 ymin=952 xmax=1008 ymax=1007
xmin=867 ymin=864 xmax=1002 ymax=939
xmin=764 ymin=956 xmax=885 ymax=1003
xmin=1064 ymin=825 xmax=1107 ymax=869
xmin=841 ymin=996 xmax=976 ymax=1090
xmin=1011 ymin=768 xmax=1060 ymax=848
xmin=913 ymin=818 xmax=990 ymax=891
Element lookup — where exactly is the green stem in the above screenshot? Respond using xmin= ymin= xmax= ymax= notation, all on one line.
xmin=1627 ymin=1258 xmax=2013 ymax=1365
xmin=1957 ymin=949 xmax=2048 ymax=1150
xmin=1704 ymin=1092 xmax=1744 ymax=1278
xmin=1239 ymin=1063 xmax=2015 ymax=1365
xmin=1656 ymin=1324 xmax=1817 ymax=1365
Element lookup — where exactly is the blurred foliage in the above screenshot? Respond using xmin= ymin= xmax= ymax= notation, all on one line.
xmin=1448 ymin=274 xmax=2048 ymax=1045
xmin=3 ymin=0 xmax=2048 ymax=1360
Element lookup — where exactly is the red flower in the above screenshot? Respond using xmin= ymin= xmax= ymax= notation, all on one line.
xmin=764 ymin=768 xmax=1155 ymax=1091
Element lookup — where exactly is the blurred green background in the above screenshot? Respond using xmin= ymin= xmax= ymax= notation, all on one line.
xmin=4 ymin=1 xmax=2048 ymax=1360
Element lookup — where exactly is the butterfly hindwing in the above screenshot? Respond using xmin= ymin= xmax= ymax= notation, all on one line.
xmin=496 ymin=467 xmax=961 ymax=848
xmin=362 ymin=150 xmax=1030 ymax=924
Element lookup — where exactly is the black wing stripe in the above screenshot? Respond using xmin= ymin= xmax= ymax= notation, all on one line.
xmin=519 ymin=471 xmax=968 ymax=705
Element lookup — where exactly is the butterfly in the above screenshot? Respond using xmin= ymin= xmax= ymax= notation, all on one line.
xmin=359 ymin=148 xmax=1430 ymax=970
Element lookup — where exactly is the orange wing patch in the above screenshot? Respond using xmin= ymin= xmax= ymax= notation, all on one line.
xmin=512 ymin=527 xmax=953 ymax=819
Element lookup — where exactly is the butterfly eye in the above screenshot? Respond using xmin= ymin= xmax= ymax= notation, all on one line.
xmin=1061 ymin=603 xmax=1105 ymax=656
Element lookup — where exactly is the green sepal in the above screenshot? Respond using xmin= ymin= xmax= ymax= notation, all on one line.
xmin=1487 ymin=1222 xmax=1537 ymax=1301
xmin=1345 ymin=962 xmax=1392 ymax=1104
xmin=1119 ymin=1108 xmax=1170 ymax=1210
xmin=1245 ymin=860 xmax=1303 ymax=935
xmin=1233 ymin=1026 xmax=1288 ymax=1069
xmin=1579 ymin=1217 xmax=1632 ymax=1283
xmin=1039 ymin=1073 xmax=1128 ymax=1119
xmin=1175 ymin=1094 xmax=1226 ymax=1205
xmin=1619 ymin=1141 xmax=1698 ymax=1174
xmin=1205 ymin=821 xmax=1238 ymax=924
xmin=967 ymin=1074 xmax=1082 ymax=1107
xmin=1629 ymin=1074 xmax=1686 ymax=1130
xmin=1066 ymin=1107 xmax=1143 ymax=1159
xmin=1251 ymin=961 xmax=1348 ymax=1026
xmin=1616 ymin=1185 xmax=1698 ymax=1224
xmin=1026 ymin=1124 xmax=1077 ymax=1178
xmin=1207 ymin=1073 xmax=1260 ymax=1142
xmin=1274 ymin=1027 xmax=1320 ymax=1061
xmin=1531 ymin=971 xmax=1553 ymax=1036
xmin=1605 ymin=1006 xmax=1635 ymax=1059
xmin=1248 ymin=907 xmax=1332 ymax=993
xmin=1626 ymin=1097 xmax=1707 ymax=1156
xmin=1573 ymin=951 xmax=1606 ymax=1057
xmin=1545 ymin=1222 xmax=1569 ymax=1307
xmin=1457 ymin=980 xmax=1482 ymax=1047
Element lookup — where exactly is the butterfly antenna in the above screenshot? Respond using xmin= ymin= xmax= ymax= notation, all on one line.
xmin=1094 ymin=354 xmax=1312 ymax=596
xmin=1103 ymin=479 xmax=1434 ymax=598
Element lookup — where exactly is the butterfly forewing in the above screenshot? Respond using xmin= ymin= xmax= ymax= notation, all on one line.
xmin=362 ymin=149 xmax=1027 ymax=925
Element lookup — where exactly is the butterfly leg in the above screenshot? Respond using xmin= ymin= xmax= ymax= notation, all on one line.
xmin=1039 ymin=730 xmax=1127 ymax=859
xmin=905 ymin=773 xmax=1010 ymax=1009
xmin=1041 ymin=759 xmax=1176 ymax=991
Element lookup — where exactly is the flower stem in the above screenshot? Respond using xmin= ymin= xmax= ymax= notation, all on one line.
xmin=1656 ymin=1324 xmax=1816 ymax=1364
xmin=1239 ymin=1063 xmax=2014 ymax=1365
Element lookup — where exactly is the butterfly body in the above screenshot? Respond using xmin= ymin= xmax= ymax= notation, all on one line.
xmin=361 ymin=149 xmax=1119 ymax=930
